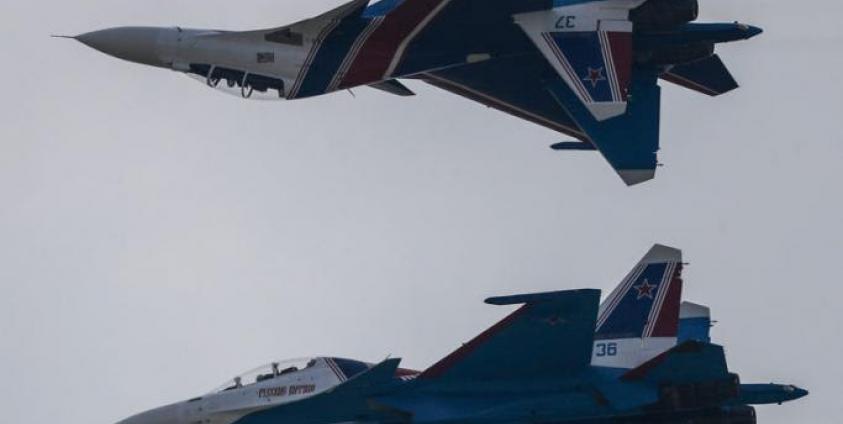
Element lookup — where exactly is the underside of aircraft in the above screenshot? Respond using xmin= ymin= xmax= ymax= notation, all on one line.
xmin=67 ymin=0 xmax=762 ymax=185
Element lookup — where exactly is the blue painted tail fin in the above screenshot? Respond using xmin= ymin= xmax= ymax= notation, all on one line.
xmin=596 ymin=244 xmax=684 ymax=340
xmin=592 ymin=244 xmax=684 ymax=369
xmin=678 ymin=301 xmax=712 ymax=343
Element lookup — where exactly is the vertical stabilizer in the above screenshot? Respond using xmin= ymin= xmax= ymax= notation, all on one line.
xmin=678 ymin=301 xmax=712 ymax=343
xmin=592 ymin=244 xmax=684 ymax=369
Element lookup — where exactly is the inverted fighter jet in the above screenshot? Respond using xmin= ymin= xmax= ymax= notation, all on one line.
xmin=116 ymin=244 xmax=806 ymax=424
xmin=65 ymin=0 xmax=761 ymax=185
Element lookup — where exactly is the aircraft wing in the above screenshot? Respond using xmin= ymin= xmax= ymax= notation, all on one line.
xmin=215 ymin=0 xmax=371 ymax=42
xmin=418 ymin=289 xmax=600 ymax=382
xmin=419 ymin=54 xmax=587 ymax=141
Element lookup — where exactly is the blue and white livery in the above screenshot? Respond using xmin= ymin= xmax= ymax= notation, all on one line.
xmin=115 ymin=244 xmax=807 ymax=424
xmin=65 ymin=0 xmax=762 ymax=185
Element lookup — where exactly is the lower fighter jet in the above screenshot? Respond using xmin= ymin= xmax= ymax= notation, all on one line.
xmin=115 ymin=244 xmax=806 ymax=424
xmin=63 ymin=0 xmax=761 ymax=185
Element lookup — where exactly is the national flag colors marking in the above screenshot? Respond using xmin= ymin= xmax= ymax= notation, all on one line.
xmin=339 ymin=0 xmax=452 ymax=89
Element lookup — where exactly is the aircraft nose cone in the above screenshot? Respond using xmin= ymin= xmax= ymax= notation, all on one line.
xmin=76 ymin=27 xmax=169 ymax=67
xmin=791 ymin=386 xmax=809 ymax=400
xmin=116 ymin=404 xmax=181 ymax=424
xmin=741 ymin=24 xmax=764 ymax=39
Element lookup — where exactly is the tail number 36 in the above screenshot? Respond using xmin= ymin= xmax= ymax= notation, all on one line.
xmin=595 ymin=342 xmax=618 ymax=357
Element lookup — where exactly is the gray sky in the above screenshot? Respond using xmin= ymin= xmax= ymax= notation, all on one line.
xmin=0 ymin=0 xmax=840 ymax=422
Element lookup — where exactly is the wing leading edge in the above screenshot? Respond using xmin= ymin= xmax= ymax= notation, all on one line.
xmin=418 ymin=289 xmax=600 ymax=382
xmin=419 ymin=54 xmax=586 ymax=140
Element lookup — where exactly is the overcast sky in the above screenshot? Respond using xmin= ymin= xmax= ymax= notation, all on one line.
xmin=0 ymin=0 xmax=840 ymax=423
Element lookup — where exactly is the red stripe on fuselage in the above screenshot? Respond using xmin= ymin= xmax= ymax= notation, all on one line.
xmin=339 ymin=0 xmax=447 ymax=89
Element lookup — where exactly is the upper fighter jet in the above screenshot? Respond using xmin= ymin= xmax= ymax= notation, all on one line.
xmin=116 ymin=244 xmax=806 ymax=424
xmin=66 ymin=0 xmax=761 ymax=185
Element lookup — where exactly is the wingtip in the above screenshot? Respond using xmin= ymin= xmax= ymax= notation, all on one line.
xmin=618 ymin=169 xmax=656 ymax=186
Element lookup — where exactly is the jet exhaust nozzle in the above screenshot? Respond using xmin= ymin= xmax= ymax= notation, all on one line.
xmin=631 ymin=0 xmax=700 ymax=30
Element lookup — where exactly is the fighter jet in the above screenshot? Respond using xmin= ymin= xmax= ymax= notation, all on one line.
xmin=64 ymin=0 xmax=762 ymax=185
xmin=116 ymin=244 xmax=806 ymax=424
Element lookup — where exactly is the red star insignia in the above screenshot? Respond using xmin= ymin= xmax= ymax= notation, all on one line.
xmin=634 ymin=279 xmax=658 ymax=300
xmin=583 ymin=67 xmax=607 ymax=88
xmin=543 ymin=315 xmax=563 ymax=326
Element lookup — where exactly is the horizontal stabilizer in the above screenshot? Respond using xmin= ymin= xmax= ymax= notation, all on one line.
xmin=661 ymin=55 xmax=738 ymax=96
xmin=622 ymin=341 xmax=729 ymax=384
xmin=369 ymin=79 xmax=416 ymax=96
xmin=595 ymin=380 xmax=660 ymax=411
xmin=421 ymin=289 xmax=600 ymax=382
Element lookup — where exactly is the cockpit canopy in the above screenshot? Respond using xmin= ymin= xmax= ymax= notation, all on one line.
xmin=210 ymin=357 xmax=372 ymax=394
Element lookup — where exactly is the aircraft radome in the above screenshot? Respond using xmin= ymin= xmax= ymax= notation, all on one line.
xmin=116 ymin=244 xmax=806 ymax=424
xmin=61 ymin=0 xmax=762 ymax=185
